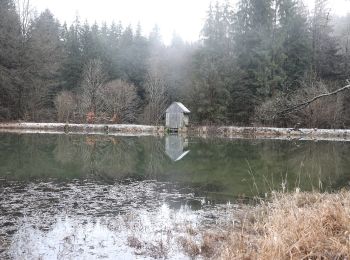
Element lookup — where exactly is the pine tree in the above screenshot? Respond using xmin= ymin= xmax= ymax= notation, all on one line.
xmin=0 ymin=0 xmax=21 ymax=119
xmin=60 ymin=17 xmax=83 ymax=90
xmin=106 ymin=21 xmax=123 ymax=79
xmin=312 ymin=0 xmax=340 ymax=79
xmin=189 ymin=2 xmax=234 ymax=123
xmin=278 ymin=0 xmax=311 ymax=89
xmin=25 ymin=9 xmax=65 ymax=120
xmin=229 ymin=0 xmax=274 ymax=123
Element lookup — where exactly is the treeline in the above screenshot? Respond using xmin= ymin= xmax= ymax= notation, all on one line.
xmin=0 ymin=0 xmax=194 ymax=124
xmin=190 ymin=0 xmax=350 ymax=128
xmin=1 ymin=0 xmax=350 ymax=128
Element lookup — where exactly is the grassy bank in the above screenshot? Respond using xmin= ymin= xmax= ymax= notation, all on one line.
xmin=221 ymin=191 xmax=350 ymax=259
xmin=178 ymin=191 xmax=350 ymax=259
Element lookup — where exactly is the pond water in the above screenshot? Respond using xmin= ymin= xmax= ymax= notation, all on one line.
xmin=1 ymin=133 xmax=350 ymax=259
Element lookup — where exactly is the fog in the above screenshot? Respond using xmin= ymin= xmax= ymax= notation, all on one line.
xmin=30 ymin=0 xmax=350 ymax=43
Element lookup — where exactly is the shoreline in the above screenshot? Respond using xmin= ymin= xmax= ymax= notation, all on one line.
xmin=1 ymin=122 xmax=350 ymax=141
xmin=0 ymin=122 xmax=165 ymax=136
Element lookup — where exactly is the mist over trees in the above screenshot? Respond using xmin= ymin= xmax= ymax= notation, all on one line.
xmin=1 ymin=0 xmax=350 ymax=128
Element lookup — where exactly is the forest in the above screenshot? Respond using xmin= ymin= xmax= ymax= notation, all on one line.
xmin=1 ymin=0 xmax=350 ymax=128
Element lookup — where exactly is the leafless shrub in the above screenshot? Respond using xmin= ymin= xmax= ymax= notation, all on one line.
xmin=254 ymin=91 xmax=286 ymax=125
xmin=55 ymin=91 xmax=75 ymax=122
xmin=99 ymin=79 xmax=139 ymax=123
xmin=255 ymin=78 xmax=344 ymax=128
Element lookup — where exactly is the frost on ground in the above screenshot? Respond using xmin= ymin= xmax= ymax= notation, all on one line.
xmin=0 ymin=180 xmax=235 ymax=259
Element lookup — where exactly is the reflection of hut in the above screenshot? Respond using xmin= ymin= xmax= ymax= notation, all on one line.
xmin=165 ymin=135 xmax=190 ymax=161
xmin=165 ymin=102 xmax=190 ymax=131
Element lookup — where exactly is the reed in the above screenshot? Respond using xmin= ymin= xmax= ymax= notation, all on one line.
xmin=220 ymin=191 xmax=350 ymax=259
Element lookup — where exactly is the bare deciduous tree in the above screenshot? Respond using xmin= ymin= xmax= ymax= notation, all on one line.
xmin=55 ymin=91 xmax=76 ymax=122
xmin=16 ymin=0 xmax=33 ymax=38
xmin=142 ymin=64 xmax=169 ymax=125
xmin=11 ymin=0 xmax=34 ymax=119
xmin=79 ymin=59 xmax=107 ymax=117
xmin=99 ymin=79 xmax=139 ymax=123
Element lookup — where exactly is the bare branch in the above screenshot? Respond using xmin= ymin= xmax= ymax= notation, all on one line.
xmin=277 ymin=81 xmax=350 ymax=117
xmin=16 ymin=0 xmax=33 ymax=38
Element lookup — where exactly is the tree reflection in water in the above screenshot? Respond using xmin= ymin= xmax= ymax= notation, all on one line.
xmin=0 ymin=133 xmax=350 ymax=197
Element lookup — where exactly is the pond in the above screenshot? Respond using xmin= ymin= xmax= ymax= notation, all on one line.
xmin=1 ymin=133 xmax=350 ymax=259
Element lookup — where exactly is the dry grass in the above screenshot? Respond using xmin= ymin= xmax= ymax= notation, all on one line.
xmin=178 ymin=230 xmax=227 ymax=258
xmin=220 ymin=191 xmax=350 ymax=260
xmin=127 ymin=236 xmax=142 ymax=249
xmin=178 ymin=236 xmax=201 ymax=257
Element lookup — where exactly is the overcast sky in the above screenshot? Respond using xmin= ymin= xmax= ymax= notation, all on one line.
xmin=30 ymin=0 xmax=350 ymax=43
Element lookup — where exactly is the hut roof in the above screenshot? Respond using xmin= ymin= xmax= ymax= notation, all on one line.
xmin=166 ymin=102 xmax=190 ymax=113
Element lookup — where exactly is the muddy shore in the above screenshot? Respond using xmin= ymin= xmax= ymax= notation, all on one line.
xmin=1 ymin=122 xmax=350 ymax=141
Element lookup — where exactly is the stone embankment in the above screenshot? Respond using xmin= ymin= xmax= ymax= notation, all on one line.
xmin=1 ymin=123 xmax=350 ymax=141
xmin=0 ymin=123 xmax=165 ymax=136
xmin=189 ymin=126 xmax=350 ymax=141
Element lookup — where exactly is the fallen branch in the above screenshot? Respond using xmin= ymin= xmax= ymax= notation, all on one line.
xmin=277 ymin=80 xmax=350 ymax=116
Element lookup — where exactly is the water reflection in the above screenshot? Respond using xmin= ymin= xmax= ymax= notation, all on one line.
xmin=1 ymin=133 xmax=350 ymax=258
xmin=1 ymin=134 xmax=350 ymax=198
xmin=165 ymin=135 xmax=190 ymax=161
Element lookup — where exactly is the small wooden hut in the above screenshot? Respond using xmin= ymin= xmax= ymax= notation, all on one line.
xmin=165 ymin=102 xmax=190 ymax=130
